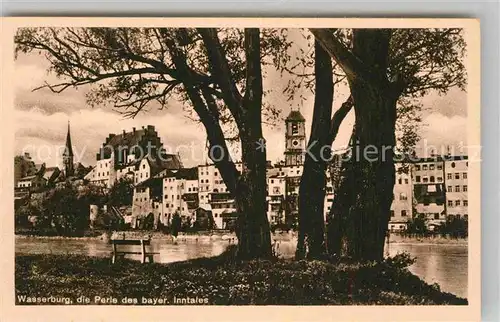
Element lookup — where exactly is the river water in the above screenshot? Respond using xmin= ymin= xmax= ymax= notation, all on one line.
xmin=15 ymin=236 xmax=467 ymax=299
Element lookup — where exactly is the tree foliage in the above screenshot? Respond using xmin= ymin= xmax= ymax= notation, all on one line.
xmin=37 ymin=185 xmax=89 ymax=235
xmin=108 ymin=177 xmax=134 ymax=206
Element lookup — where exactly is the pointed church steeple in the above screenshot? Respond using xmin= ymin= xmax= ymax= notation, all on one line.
xmin=63 ymin=121 xmax=74 ymax=177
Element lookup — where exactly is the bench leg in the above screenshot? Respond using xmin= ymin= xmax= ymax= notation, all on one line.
xmin=141 ymin=240 xmax=146 ymax=264
xmin=112 ymin=243 xmax=117 ymax=264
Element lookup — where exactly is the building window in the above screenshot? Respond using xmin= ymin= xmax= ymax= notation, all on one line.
xmin=214 ymin=172 xmax=218 ymax=176
xmin=447 ymin=173 xmax=452 ymax=180
xmin=390 ymin=210 xmax=395 ymax=217
xmin=415 ymin=165 xmax=421 ymax=171
xmin=415 ymin=176 xmax=421 ymax=183
xmin=463 ymin=200 xmax=468 ymax=206
xmin=437 ymin=164 xmax=443 ymax=170
xmin=455 ymin=200 xmax=461 ymax=206
xmin=398 ymin=178 xmax=402 ymax=184
xmin=464 ymin=214 xmax=468 ymax=220
xmin=463 ymin=172 xmax=467 ymax=179
xmin=143 ymin=164 xmax=146 ymax=169
xmin=429 ymin=164 xmax=435 ymax=170
xmin=451 ymin=162 xmax=456 ymax=168
xmin=423 ymin=177 xmax=429 ymax=183
xmin=447 ymin=185 xmax=452 ymax=192
xmin=401 ymin=210 xmax=407 ymax=217
xmin=430 ymin=176 xmax=435 ymax=183
xmin=422 ymin=165 xmax=428 ymax=170
xmin=448 ymin=200 xmax=453 ymax=207
xmin=455 ymin=185 xmax=460 ymax=192
xmin=463 ymin=185 xmax=468 ymax=192
xmin=434 ymin=213 xmax=440 ymax=219
xmin=399 ymin=193 xmax=407 ymax=201
xmin=455 ymin=173 xmax=460 ymax=179
xmin=405 ymin=178 xmax=409 ymax=184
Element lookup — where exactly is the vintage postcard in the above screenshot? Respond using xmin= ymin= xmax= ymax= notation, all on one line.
xmin=0 ymin=18 xmax=480 ymax=321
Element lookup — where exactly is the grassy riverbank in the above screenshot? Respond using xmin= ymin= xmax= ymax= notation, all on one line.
xmin=15 ymin=248 xmax=466 ymax=305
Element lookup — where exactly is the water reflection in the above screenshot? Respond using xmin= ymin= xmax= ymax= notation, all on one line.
xmin=386 ymin=243 xmax=468 ymax=299
xmin=15 ymin=236 xmax=467 ymax=299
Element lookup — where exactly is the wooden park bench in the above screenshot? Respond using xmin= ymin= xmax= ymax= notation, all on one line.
xmin=110 ymin=237 xmax=158 ymax=264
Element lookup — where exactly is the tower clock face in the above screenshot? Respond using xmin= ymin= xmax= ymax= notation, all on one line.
xmin=292 ymin=139 xmax=299 ymax=147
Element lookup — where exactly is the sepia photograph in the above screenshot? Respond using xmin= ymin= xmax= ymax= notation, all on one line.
xmin=1 ymin=17 xmax=481 ymax=321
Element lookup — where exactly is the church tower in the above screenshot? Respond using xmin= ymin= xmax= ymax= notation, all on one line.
xmin=284 ymin=109 xmax=306 ymax=166
xmin=63 ymin=121 xmax=74 ymax=177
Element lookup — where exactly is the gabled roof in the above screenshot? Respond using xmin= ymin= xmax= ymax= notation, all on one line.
xmin=285 ymin=110 xmax=305 ymax=122
xmin=19 ymin=175 xmax=45 ymax=181
xmin=42 ymin=167 xmax=60 ymax=180
xmin=142 ymin=153 xmax=182 ymax=176
xmin=106 ymin=128 xmax=147 ymax=150
xmin=163 ymin=167 xmax=198 ymax=180
xmin=135 ymin=176 xmax=163 ymax=188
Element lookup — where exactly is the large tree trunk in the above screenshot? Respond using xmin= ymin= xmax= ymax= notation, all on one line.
xmin=295 ymin=41 xmax=333 ymax=260
xmin=169 ymin=28 xmax=272 ymax=259
xmin=235 ymin=130 xmax=272 ymax=259
xmin=234 ymin=29 xmax=272 ymax=259
xmin=325 ymin=29 xmax=398 ymax=261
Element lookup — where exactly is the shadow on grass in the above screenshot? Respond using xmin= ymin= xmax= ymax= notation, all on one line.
xmin=15 ymin=246 xmax=467 ymax=305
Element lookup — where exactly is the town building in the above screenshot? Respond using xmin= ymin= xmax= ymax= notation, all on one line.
xmin=197 ymin=163 xmax=241 ymax=229
xmin=84 ymin=125 xmax=182 ymax=189
xmin=131 ymin=167 xmax=199 ymax=229
xmin=389 ymin=163 xmax=414 ymax=232
xmin=389 ymin=155 xmax=469 ymax=231
xmin=284 ymin=110 xmax=306 ymax=166
xmin=444 ymin=156 xmax=468 ymax=220
xmin=16 ymin=175 xmax=47 ymax=190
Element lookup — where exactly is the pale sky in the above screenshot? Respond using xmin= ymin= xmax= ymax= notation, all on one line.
xmin=14 ymin=29 xmax=468 ymax=168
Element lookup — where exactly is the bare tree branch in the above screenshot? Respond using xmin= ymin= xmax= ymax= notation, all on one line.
xmin=198 ymin=28 xmax=245 ymax=124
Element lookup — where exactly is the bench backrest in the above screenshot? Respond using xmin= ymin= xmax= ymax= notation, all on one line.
xmin=111 ymin=239 xmax=151 ymax=246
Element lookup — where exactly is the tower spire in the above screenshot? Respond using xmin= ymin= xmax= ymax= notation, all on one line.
xmin=63 ymin=120 xmax=74 ymax=177
xmin=64 ymin=121 xmax=74 ymax=157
